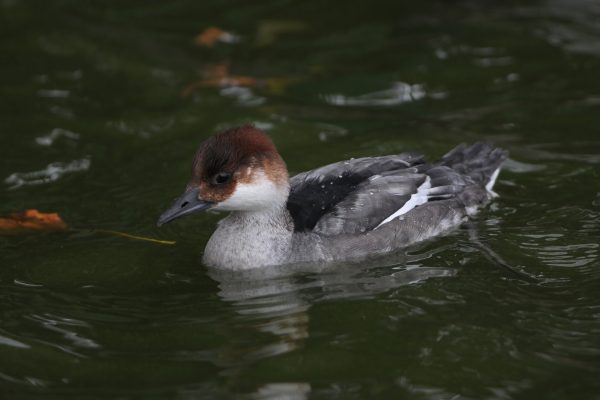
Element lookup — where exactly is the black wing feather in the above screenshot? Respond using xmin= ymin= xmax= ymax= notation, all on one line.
xmin=287 ymin=153 xmax=424 ymax=232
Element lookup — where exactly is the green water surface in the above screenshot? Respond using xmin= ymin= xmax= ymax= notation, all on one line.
xmin=1 ymin=0 xmax=600 ymax=398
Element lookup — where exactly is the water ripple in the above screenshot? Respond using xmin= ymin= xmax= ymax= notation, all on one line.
xmin=219 ymin=86 xmax=265 ymax=107
xmin=35 ymin=128 xmax=79 ymax=146
xmin=520 ymin=241 xmax=598 ymax=268
xmin=4 ymin=158 xmax=90 ymax=189
xmin=25 ymin=313 xmax=101 ymax=351
xmin=322 ymin=82 xmax=433 ymax=107
xmin=0 ymin=333 xmax=30 ymax=349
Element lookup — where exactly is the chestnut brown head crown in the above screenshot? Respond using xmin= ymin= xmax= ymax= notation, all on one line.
xmin=192 ymin=125 xmax=289 ymax=210
xmin=192 ymin=125 xmax=281 ymax=182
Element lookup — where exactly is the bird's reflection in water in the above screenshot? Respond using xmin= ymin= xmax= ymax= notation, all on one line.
xmin=252 ymin=382 xmax=312 ymax=400
xmin=193 ymin=243 xmax=459 ymax=399
xmin=209 ymin=242 xmax=456 ymax=344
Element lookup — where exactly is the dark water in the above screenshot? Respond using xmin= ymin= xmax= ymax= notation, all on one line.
xmin=1 ymin=0 xmax=600 ymax=398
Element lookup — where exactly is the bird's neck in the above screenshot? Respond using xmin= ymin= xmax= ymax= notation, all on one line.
xmin=202 ymin=204 xmax=294 ymax=270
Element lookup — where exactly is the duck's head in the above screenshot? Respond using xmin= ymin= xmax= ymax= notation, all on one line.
xmin=157 ymin=125 xmax=289 ymax=226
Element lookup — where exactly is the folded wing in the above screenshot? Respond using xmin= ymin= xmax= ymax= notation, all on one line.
xmin=288 ymin=142 xmax=507 ymax=237
xmin=287 ymin=153 xmax=424 ymax=232
xmin=313 ymin=165 xmax=473 ymax=236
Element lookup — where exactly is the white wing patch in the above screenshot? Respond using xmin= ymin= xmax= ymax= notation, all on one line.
xmin=485 ymin=167 xmax=500 ymax=197
xmin=374 ymin=176 xmax=432 ymax=229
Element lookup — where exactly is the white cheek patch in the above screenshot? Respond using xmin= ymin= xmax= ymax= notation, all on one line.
xmin=214 ymin=171 xmax=288 ymax=212
xmin=374 ymin=176 xmax=432 ymax=229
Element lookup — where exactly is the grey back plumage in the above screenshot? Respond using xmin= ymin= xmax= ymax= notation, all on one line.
xmin=287 ymin=142 xmax=508 ymax=237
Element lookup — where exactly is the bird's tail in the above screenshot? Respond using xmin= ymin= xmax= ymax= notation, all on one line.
xmin=439 ymin=142 xmax=508 ymax=193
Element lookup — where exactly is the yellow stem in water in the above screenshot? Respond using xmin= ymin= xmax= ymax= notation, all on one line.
xmin=94 ymin=230 xmax=176 ymax=245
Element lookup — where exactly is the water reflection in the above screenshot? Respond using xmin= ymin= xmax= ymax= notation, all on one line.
xmin=0 ymin=334 xmax=30 ymax=349
xmin=528 ymin=0 xmax=600 ymax=56
xmin=107 ymin=116 xmax=175 ymax=139
xmin=35 ymin=128 xmax=80 ymax=147
xmin=25 ymin=313 xmax=100 ymax=356
xmin=520 ymin=142 xmax=600 ymax=165
xmin=219 ymin=86 xmax=266 ymax=107
xmin=205 ymin=245 xmax=461 ymax=399
xmin=315 ymin=122 xmax=347 ymax=142
xmin=36 ymin=89 xmax=70 ymax=98
xmin=5 ymin=158 xmax=90 ymax=189
xmin=322 ymin=81 xmax=430 ymax=107
xmin=253 ymin=382 xmax=311 ymax=400
xmin=519 ymin=232 xmax=599 ymax=269
xmin=207 ymin=244 xmax=458 ymax=362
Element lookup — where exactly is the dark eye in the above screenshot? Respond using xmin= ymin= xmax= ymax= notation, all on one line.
xmin=211 ymin=172 xmax=232 ymax=185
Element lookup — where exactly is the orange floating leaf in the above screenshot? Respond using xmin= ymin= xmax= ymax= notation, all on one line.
xmin=181 ymin=62 xmax=260 ymax=97
xmin=181 ymin=61 xmax=303 ymax=97
xmin=205 ymin=62 xmax=229 ymax=80
xmin=0 ymin=209 xmax=69 ymax=234
xmin=194 ymin=27 xmax=239 ymax=47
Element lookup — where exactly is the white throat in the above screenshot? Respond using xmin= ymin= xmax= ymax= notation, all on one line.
xmin=213 ymin=171 xmax=289 ymax=212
